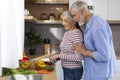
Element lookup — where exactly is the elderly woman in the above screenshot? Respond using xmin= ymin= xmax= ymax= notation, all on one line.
xmin=50 ymin=10 xmax=83 ymax=80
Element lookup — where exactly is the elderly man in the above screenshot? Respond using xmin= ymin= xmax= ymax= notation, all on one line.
xmin=70 ymin=1 xmax=118 ymax=80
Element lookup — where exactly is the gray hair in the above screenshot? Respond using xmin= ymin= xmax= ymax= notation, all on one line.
xmin=62 ymin=10 xmax=74 ymax=22
xmin=70 ymin=1 xmax=88 ymax=12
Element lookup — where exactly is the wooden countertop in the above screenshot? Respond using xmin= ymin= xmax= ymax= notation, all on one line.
xmin=0 ymin=54 xmax=57 ymax=80
xmin=0 ymin=70 xmax=56 ymax=80
xmin=0 ymin=76 xmax=7 ymax=80
xmin=42 ymin=70 xmax=56 ymax=80
xmin=0 ymin=53 xmax=120 ymax=80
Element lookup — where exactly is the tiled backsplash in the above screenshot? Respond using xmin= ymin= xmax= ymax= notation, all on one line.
xmin=111 ymin=24 xmax=120 ymax=53
xmin=25 ymin=22 xmax=120 ymax=54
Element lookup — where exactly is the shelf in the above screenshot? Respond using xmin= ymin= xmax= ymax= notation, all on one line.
xmin=34 ymin=2 xmax=69 ymax=5
xmin=107 ymin=20 xmax=120 ymax=24
xmin=25 ymin=15 xmax=34 ymax=20
xmin=34 ymin=20 xmax=62 ymax=24
xmin=25 ymin=16 xmax=62 ymax=24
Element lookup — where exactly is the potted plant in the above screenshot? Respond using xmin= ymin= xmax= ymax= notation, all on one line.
xmin=25 ymin=28 xmax=43 ymax=55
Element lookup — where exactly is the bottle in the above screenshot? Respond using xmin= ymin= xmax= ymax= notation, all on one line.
xmin=44 ymin=38 xmax=51 ymax=55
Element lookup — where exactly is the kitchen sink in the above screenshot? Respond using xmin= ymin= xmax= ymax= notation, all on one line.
xmin=7 ymin=74 xmax=43 ymax=80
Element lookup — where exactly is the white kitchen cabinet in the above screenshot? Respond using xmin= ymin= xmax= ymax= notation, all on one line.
xmin=69 ymin=0 xmax=108 ymax=20
xmin=93 ymin=0 xmax=120 ymax=21
xmin=92 ymin=0 xmax=108 ymax=20
xmin=69 ymin=0 xmax=120 ymax=22
xmin=108 ymin=0 xmax=120 ymax=20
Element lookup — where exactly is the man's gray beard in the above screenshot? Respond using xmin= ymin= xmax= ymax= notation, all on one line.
xmin=78 ymin=21 xmax=85 ymax=26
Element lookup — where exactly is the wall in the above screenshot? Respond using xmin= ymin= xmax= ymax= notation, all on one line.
xmin=111 ymin=24 xmax=120 ymax=53
xmin=25 ymin=22 xmax=120 ymax=55
xmin=25 ymin=22 xmax=65 ymax=54
xmin=24 ymin=0 xmax=69 ymax=55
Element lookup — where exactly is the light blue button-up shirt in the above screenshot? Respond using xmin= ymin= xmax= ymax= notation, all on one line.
xmin=83 ymin=14 xmax=118 ymax=80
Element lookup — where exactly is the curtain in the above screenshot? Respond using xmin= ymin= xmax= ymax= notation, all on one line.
xmin=0 ymin=0 xmax=24 ymax=76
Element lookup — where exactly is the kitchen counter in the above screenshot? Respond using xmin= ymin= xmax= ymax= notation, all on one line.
xmin=27 ymin=52 xmax=120 ymax=60
xmin=0 ymin=70 xmax=56 ymax=80
xmin=0 ymin=54 xmax=57 ymax=80
xmin=0 ymin=52 xmax=120 ymax=80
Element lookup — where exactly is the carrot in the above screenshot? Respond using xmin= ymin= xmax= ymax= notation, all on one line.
xmin=37 ymin=70 xmax=51 ymax=74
